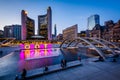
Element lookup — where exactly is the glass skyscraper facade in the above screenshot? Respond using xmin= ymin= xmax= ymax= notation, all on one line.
xmin=13 ymin=25 xmax=21 ymax=40
xmin=38 ymin=6 xmax=52 ymax=40
xmin=87 ymin=14 xmax=100 ymax=30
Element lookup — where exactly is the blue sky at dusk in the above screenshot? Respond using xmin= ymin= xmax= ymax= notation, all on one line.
xmin=0 ymin=0 xmax=120 ymax=34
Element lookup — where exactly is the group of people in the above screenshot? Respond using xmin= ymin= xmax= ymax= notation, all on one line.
xmin=112 ymin=54 xmax=119 ymax=62
xmin=61 ymin=59 xmax=67 ymax=68
xmin=98 ymin=56 xmax=104 ymax=61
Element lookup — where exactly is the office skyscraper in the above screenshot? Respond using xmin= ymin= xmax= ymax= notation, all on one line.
xmin=13 ymin=25 xmax=21 ymax=40
xmin=21 ymin=10 xmax=35 ymax=40
xmin=54 ymin=24 xmax=57 ymax=37
xmin=4 ymin=25 xmax=13 ymax=38
xmin=87 ymin=14 xmax=100 ymax=30
xmin=0 ymin=30 xmax=3 ymax=38
xmin=38 ymin=6 xmax=52 ymax=40
xmin=4 ymin=25 xmax=21 ymax=40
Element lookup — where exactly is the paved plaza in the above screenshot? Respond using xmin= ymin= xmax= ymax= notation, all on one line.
xmin=1 ymin=55 xmax=120 ymax=80
xmin=1 ymin=47 xmax=120 ymax=80
xmin=32 ymin=59 xmax=120 ymax=80
xmin=16 ymin=57 xmax=120 ymax=80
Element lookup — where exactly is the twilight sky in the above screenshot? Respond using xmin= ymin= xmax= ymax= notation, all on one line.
xmin=0 ymin=0 xmax=120 ymax=35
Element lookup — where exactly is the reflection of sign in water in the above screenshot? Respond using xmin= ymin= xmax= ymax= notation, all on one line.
xmin=20 ymin=48 xmax=60 ymax=60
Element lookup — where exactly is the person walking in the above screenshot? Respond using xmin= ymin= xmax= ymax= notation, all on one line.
xmin=21 ymin=68 xmax=27 ymax=80
xmin=61 ymin=59 xmax=64 ymax=68
xmin=15 ymin=75 xmax=18 ymax=80
xmin=63 ymin=59 xmax=67 ymax=67
xmin=78 ymin=56 xmax=81 ymax=62
xmin=44 ymin=65 xmax=48 ymax=72
xmin=61 ymin=59 xmax=67 ymax=68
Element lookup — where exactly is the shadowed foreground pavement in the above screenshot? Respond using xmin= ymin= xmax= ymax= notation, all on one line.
xmin=29 ymin=58 xmax=120 ymax=80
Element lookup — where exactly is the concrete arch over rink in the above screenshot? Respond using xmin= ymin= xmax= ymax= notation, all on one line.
xmin=89 ymin=38 xmax=116 ymax=55
xmin=94 ymin=38 xmax=120 ymax=51
xmin=60 ymin=37 xmax=106 ymax=60
xmin=0 ymin=38 xmax=16 ymax=46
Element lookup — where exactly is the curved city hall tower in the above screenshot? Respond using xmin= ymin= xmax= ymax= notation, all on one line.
xmin=38 ymin=6 xmax=52 ymax=40
xmin=47 ymin=6 xmax=52 ymax=40
xmin=21 ymin=10 xmax=27 ymax=40
xmin=21 ymin=10 xmax=35 ymax=40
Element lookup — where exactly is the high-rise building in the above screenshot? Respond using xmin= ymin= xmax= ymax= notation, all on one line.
xmin=54 ymin=24 xmax=57 ymax=37
xmin=87 ymin=14 xmax=100 ymax=30
xmin=13 ymin=25 xmax=21 ymax=40
xmin=38 ymin=6 xmax=52 ymax=40
xmin=4 ymin=25 xmax=13 ymax=38
xmin=21 ymin=10 xmax=35 ymax=40
xmin=4 ymin=25 xmax=21 ymax=40
xmin=63 ymin=24 xmax=78 ymax=40
xmin=0 ymin=30 xmax=4 ymax=38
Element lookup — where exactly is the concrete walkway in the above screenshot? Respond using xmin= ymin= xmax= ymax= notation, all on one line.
xmin=27 ymin=57 xmax=120 ymax=80
xmin=18 ymin=60 xmax=82 ymax=79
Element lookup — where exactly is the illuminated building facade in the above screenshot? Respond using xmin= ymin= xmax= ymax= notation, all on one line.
xmin=90 ymin=24 xmax=104 ymax=38
xmin=38 ymin=6 xmax=52 ymax=40
xmin=21 ymin=10 xmax=35 ymax=40
xmin=63 ymin=24 xmax=78 ymax=40
xmin=78 ymin=31 xmax=86 ymax=37
xmin=102 ymin=20 xmax=114 ymax=41
xmin=90 ymin=19 xmax=120 ymax=44
xmin=113 ymin=20 xmax=120 ymax=42
xmin=103 ymin=20 xmax=120 ymax=42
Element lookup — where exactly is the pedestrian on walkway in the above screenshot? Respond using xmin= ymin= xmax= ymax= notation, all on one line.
xmin=61 ymin=59 xmax=64 ymax=68
xmin=78 ymin=56 xmax=81 ymax=62
xmin=99 ymin=56 xmax=104 ymax=61
xmin=63 ymin=59 xmax=67 ymax=67
xmin=21 ymin=68 xmax=27 ymax=80
xmin=0 ymin=51 xmax=3 ymax=53
xmin=112 ymin=58 xmax=117 ymax=62
xmin=114 ymin=54 xmax=119 ymax=58
xmin=15 ymin=75 xmax=18 ymax=80
xmin=61 ymin=59 xmax=67 ymax=68
xmin=44 ymin=65 xmax=48 ymax=71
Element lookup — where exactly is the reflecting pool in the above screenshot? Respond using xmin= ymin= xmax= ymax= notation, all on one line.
xmin=0 ymin=46 xmax=89 ymax=80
